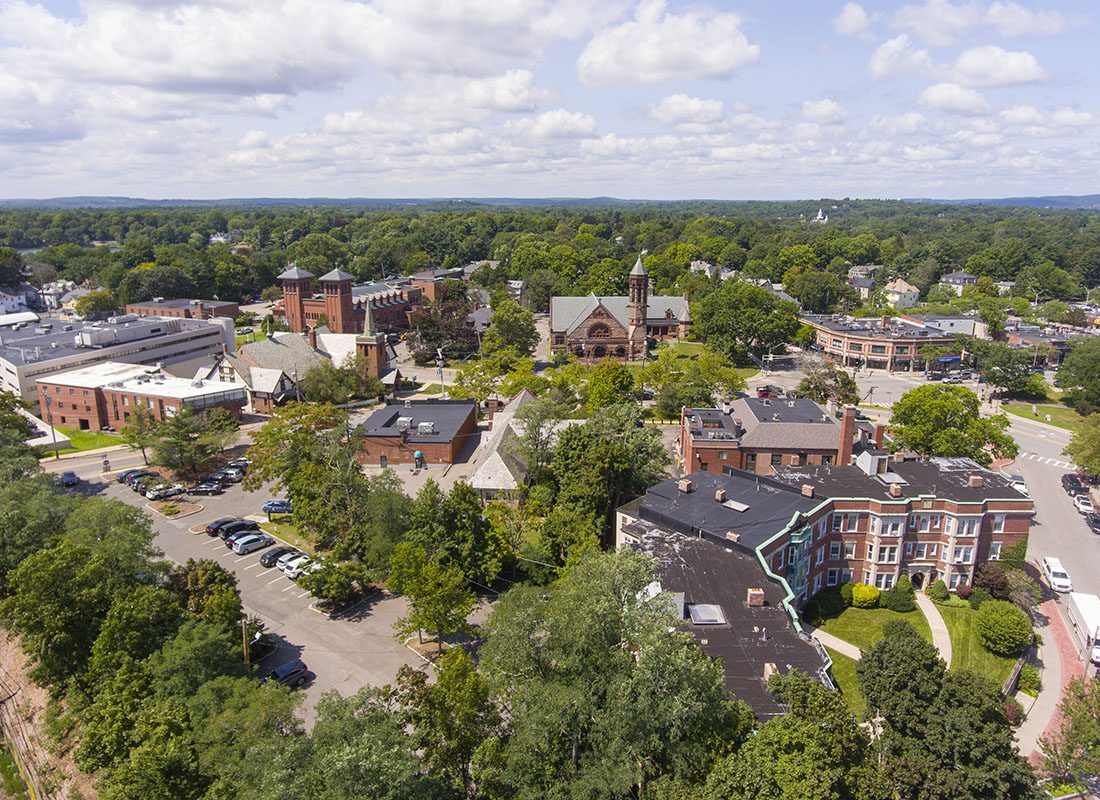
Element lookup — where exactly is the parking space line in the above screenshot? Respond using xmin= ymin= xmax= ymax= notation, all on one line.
xmin=282 ymin=583 xmax=299 ymax=592
xmin=268 ymin=575 xmax=284 ymax=584
xmin=297 ymin=591 xmax=311 ymax=598
xmin=234 ymin=554 xmax=253 ymax=562
xmin=244 ymin=562 xmax=266 ymax=571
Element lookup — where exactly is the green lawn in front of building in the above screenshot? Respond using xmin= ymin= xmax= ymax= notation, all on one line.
xmin=938 ymin=604 xmax=1018 ymax=687
xmin=824 ymin=646 xmax=866 ymax=719
xmin=51 ymin=426 xmax=122 ymax=455
xmin=1002 ymin=402 xmax=1086 ymax=432
xmin=816 ymin=605 xmax=933 ymax=652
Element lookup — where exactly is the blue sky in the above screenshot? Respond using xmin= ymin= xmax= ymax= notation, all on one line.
xmin=0 ymin=0 xmax=1096 ymax=199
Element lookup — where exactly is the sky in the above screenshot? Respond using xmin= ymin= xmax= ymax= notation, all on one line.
xmin=0 ymin=0 xmax=1097 ymax=200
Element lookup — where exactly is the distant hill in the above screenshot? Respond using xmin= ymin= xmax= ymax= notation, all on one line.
xmin=0 ymin=196 xmax=641 ymax=210
xmin=906 ymin=194 xmax=1100 ymax=211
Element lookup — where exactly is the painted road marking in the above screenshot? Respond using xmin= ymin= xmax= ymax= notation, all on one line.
xmin=268 ymin=575 xmax=284 ymax=585
xmin=297 ymin=591 xmax=311 ymax=598
xmin=1020 ymin=452 xmax=1074 ymax=470
xmin=244 ymin=561 xmax=266 ymax=570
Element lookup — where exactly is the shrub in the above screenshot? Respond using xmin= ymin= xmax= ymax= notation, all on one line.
xmin=1002 ymin=697 xmax=1024 ymax=727
xmin=976 ymin=599 xmax=1033 ymax=656
xmin=883 ymin=619 xmax=916 ymax=639
xmin=881 ymin=574 xmax=916 ymax=612
xmin=968 ymin=587 xmax=992 ymax=610
xmin=851 ymin=583 xmax=879 ymax=609
xmin=803 ymin=586 xmax=845 ymax=626
xmin=1017 ymin=664 xmax=1040 ymax=696
xmin=956 ymin=582 xmax=973 ymax=600
xmin=999 ymin=538 xmax=1028 ymax=572
xmin=973 ymin=562 xmax=1010 ymax=599
xmin=929 ymin=579 xmax=949 ymax=603
xmin=839 ymin=581 xmax=854 ymax=607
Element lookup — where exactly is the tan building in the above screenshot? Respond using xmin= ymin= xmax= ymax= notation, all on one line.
xmin=883 ymin=278 xmax=920 ymax=309
xmin=802 ymin=314 xmax=956 ymax=372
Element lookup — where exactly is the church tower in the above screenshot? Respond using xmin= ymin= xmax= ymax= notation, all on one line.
xmin=278 ymin=263 xmax=314 ymax=334
xmin=627 ymin=252 xmax=649 ymax=360
xmin=355 ymin=297 xmax=389 ymax=381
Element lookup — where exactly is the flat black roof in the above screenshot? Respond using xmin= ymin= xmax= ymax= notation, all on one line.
xmin=635 ymin=470 xmax=817 ymax=550
xmin=131 ymin=298 xmax=237 ymax=311
xmin=357 ymin=399 xmax=477 ymax=444
xmin=773 ymin=456 xmax=1030 ymax=503
xmin=803 ymin=314 xmax=955 ymax=340
xmin=631 ymin=525 xmax=826 ymax=717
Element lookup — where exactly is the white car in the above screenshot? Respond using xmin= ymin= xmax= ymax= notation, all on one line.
xmin=1008 ymin=475 xmax=1028 ymax=496
xmin=275 ymin=550 xmax=304 ymax=570
xmin=1042 ymin=557 xmax=1073 ymax=593
xmin=145 ymin=483 xmax=185 ymax=500
xmin=1073 ymin=494 xmax=1095 ymax=515
xmin=282 ymin=555 xmax=312 ymax=579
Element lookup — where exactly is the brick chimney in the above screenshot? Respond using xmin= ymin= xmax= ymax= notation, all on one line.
xmin=968 ymin=474 xmax=984 ymax=488
xmin=307 ymin=326 xmax=317 ymax=350
xmin=194 ymin=299 xmax=205 ymax=319
xmin=677 ymin=478 xmax=693 ymax=494
xmin=837 ymin=405 xmax=856 ymax=465
xmin=714 ymin=488 xmax=727 ymax=503
xmin=873 ymin=423 xmax=886 ymax=448
xmin=800 ymin=483 xmax=815 ymax=498
xmin=747 ymin=588 xmax=765 ymax=607
xmin=888 ymin=483 xmax=903 ymax=498
xmin=881 ymin=314 xmax=892 ymax=328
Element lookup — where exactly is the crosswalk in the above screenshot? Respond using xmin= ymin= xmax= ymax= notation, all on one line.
xmin=1018 ymin=452 xmax=1075 ymax=471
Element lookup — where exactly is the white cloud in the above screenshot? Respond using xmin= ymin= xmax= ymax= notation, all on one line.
xmin=871 ymin=112 xmax=927 ymax=134
xmin=999 ymin=105 xmax=1094 ymax=130
xmin=577 ymin=0 xmax=760 ymax=85
xmin=869 ymin=34 xmax=936 ymax=80
xmin=1000 ymin=105 xmax=1043 ymax=125
xmin=649 ymin=94 xmax=724 ymax=127
xmin=833 ymin=3 xmax=873 ymax=39
xmin=1051 ymin=108 xmax=1093 ymax=127
xmin=801 ymin=99 xmax=847 ymax=124
xmin=505 ymin=109 xmax=597 ymax=139
xmin=892 ymin=0 xmax=1070 ymax=45
xmin=951 ymin=46 xmax=1044 ymax=87
xmin=464 ymin=70 xmax=552 ymax=112
xmin=902 ymin=143 xmax=957 ymax=162
xmin=918 ymin=82 xmax=990 ymax=115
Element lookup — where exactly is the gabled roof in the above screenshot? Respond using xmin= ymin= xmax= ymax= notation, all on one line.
xmin=884 ymin=278 xmax=919 ymax=293
xmin=549 ymin=294 xmax=690 ymax=334
xmin=235 ymin=333 xmax=328 ymax=377
xmin=319 ymin=269 xmax=355 ymax=283
xmin=278 ymin=264 xmax=314 ymax=280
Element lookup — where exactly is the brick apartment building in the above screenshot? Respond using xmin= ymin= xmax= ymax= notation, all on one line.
xmin=278 ymin=265 xmax=421 ymax=335
xmin=616 ymin=456 xmax=1033 ymax=713
xmin=125 ymin=298 xmax=241 ymax=320
xmin=37 ymin=361 xmax=246 ymax=430
xmin=680 ymin=398 xmax=884 ymax=475
xmin=357 ymin=398 xmax=478 ymax=466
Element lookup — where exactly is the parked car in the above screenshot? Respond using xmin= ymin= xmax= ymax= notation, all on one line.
xmin=198 ymin=472 xmax=232 ymax=487
xmin=1085 ymin=513 xmax=1100 ymax=535
xmin=276 ymin=550 xmax=306 ymax=570
xmin=188 ymin=482 xmax=224 ymax=495
xmin=1062 ymin=474 xmax=1085 ymax=495
xmin=205 ymin=516 xmax=242 ymax=536
xmin=1007 ymin=475 xmax=1028 ymax=496
xmin=123 ymin=470 xmax=156 ymax=486
xmin=1073 ymin=494 xmax=1095 ymax=515
xmin=261 ymin=546 xmax=298 ymax=568
xmin=57 ymin=470 xmax=79 ymax=487
xmin=281 ymin=554 xmax=312 ymax=578
xmin=262 ymin=499 xmax=293 ymax=515
xmin=756 ymin=385 xmax=782 ymax=398
xmin=219 ymin=519 xmax=260 ymax=541
xmin=1042 ymin=557 xmax=1073 ymax=592
xmin=232 ymin=533 xmax=275 ymax=555
xmin=227 ymin=458 xmax=251 ymax=471
xmin=145 ymin=483 xmax=185 ymax=500
xmin=131 ymin=476 xmax=158 ymax=493
xmin=942 ymin=374 xmax=962 ymax=384
xmin=216 ymin=467 xmax=244 ymax=484
xmin=116 ymin=468 xmax=147 ymax=484
xmin=265 ymin=658 xmax=309 ymax=688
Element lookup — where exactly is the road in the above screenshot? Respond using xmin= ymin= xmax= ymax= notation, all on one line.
xmin=44 ymin=449 xmax=427 ymax=724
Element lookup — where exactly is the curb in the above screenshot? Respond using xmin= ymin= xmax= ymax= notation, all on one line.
xmin=1002 ymin=412 xmax=1075 ymax=437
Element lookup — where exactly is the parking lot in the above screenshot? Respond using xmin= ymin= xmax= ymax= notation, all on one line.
xmin=58 ymin=453 xmax=427 ymax=724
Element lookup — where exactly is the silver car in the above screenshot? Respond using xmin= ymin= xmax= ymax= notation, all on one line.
xmin=231 ymin=533 xmax=275 ymax=555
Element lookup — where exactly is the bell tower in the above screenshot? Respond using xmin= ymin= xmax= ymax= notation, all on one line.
xmin=278 ymin=263 xmax=314 ymax=334
xmin=319 ymin=269 xmax=355 ymax=333
xmin=628 ymin=252 xmax=648 ymax=328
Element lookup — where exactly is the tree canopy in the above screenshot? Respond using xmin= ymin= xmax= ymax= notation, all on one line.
xmin=889 ymin=385 xmax=1018 ymax=465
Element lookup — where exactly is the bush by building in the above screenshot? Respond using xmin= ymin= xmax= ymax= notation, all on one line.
xmin=929 ymin=579 xmax=949 ymax=603
xmin=1017 ymin=664 xmax=1040 ymax=697
xmin=851 ymin=583 xmax=879 ymax=609
xmin=956 ymin=582 xmax=973 ymax=600
xmin=839 ymin=581 xmax=854 ymax=606
xmin=976 ymin=599 xmax=1033 ymax=657
xmin=968 ymin=587 xmax=992 ymax=610
xmin=881 ymin=574 xmax=916 ymax=612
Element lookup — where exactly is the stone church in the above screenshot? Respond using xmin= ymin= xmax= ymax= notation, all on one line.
xmin=548 ymin=254 xmax=692 ymax=362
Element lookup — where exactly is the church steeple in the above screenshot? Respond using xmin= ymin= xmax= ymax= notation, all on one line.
xmin=628 ymin=251 xmax=648 ymax=328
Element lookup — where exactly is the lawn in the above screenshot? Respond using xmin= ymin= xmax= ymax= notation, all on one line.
xmin=1002 ymin=402 xmax=1086 ymax=432
xmin=259 ymin=514 xmax=315 ymax=554
xmin=938 ymin=605 xmax=1018 ymax=687
xmin=816 ymin=605 xmax=933 ymax=652
xmin=52 ymin=425 xmax=121 ymax=454
xmin=824 ymin=646 xmax=866 ymax=719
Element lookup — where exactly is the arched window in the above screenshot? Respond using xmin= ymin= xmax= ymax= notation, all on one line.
xmin=589 ymin=323 xmax=611 ymax=338
xmin=615 ymin=346 xmax=626 ymax=357
xmin=593 ymin=346 xmax=607 ymax=358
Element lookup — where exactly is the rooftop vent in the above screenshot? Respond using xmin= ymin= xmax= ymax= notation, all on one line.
xmin=404 ymin=399 xmax=411 ymax=409
xmin=396 ymin=416 xmax=412 ymax=431
xmin=746 ymin=588 xmax=765 ymax=607
xmin=968 ymin=474 xmax=984 ymax=488
xmin=417 ymin=421 xmax=435 ymax=435
xmin=888 ymin=483 xmax=903 ymax=498
xmin=725 ymin=530 xmax=741 ymax=542
xmin=800 ymin=484 xmax=814 ymax=498
xmin=676 ymin=478 xmax=693 ymax=494
xmin=714 ymin=488 xmax=727 ymax=503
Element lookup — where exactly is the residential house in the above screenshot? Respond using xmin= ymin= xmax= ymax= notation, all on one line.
xmin=883 ymin=278 xmax=920 ymax=309
xmin=939 ymin=270 xmax=978 ymax=296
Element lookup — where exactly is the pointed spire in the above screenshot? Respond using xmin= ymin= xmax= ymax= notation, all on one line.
xmin=630 ymin=250 xmax=648 ymax=277
xmin=363 ymin=297 xmax=375 ymax=336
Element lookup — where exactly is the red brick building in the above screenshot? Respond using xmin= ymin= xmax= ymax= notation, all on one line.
xmin=680 ymin=398 xmax=884 ymax=475
xmin=125 ymin=298 xmax=240 ymax=320
xmin=277 ymin=265 xmax=421 ymax=335
xmin=357 ymin=399 xmax=478 ymax=466
xmin=37 ymin=362 xmax=150 ymax=431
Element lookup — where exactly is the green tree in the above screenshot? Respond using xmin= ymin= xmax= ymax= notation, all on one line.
xmin=585 ymin=359 xmax=635 ymax=411
xmin=76 ymin=658 xmax=156 ymax=771
xmin=74 ymin=288 xmax=119 ymax=320
xmin=301 ymin=354 xmax=384 ymax=405
xmin=244 ymin=401 xmax=348 ymax=493
xmin=169 ymin=559 xmax=242 ymax=632
xmin=975 ymin=599 xmax=1033 ymax=656
xmin=0 ymin=391 xmax=42 ymax=482
xmin=481 ymin=296 xmax=539 ymax=356
xmin=693 ymin=280 xmax=801 ymax=364
xmin=1014 ymin=261 xmax=1081 ymax=302
xmin=784 ymin=269 xmax=859 ymax=313
xmin=889 ymin=385 xmax=1017 ymax=465
xmin=1058 ymin=335 xmax=1100 ymax=411
xmin=298 ymin=560 xmax=373 ymax=607
xmin=1064 ymin=413 xmax=1100 ymax=474
xmin=150 ymin=405 xmax=239 ymax=476
xmin=148 ymin=620 xmax=247 ymax=699
xmin=0 ymin=247 xmax=25 ymax=288
xmin=980 ymin=342 xmax=1041 ymax=396
xmin=479 ymin=550 xmax=751 ymax=799
xmin=388 ymin=543 xmax=476 ymax=652
xmin=1040 ymin=678 xmax=1100 ymax=789
xmin=120 ymin=404 xmax=158 ymax=464
xmin=88 ymin=584 xmax=183 ymax=682
xmin=856 ymin=623 xmax=946 ymax=734
xmin=507 ymin=394 xmax=571 ymax=480
xmin=0 ymin=476 xmax=76 ymax=596
xmin=797 ymin=361 xmax=861 ymax=406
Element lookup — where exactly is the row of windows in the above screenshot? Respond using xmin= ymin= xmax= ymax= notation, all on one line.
xmin=776 ymin=539 xmax=1002 ymax=572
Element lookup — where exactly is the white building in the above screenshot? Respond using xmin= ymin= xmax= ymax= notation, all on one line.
xmin=883 ymin=278 xmax=920 ymax=309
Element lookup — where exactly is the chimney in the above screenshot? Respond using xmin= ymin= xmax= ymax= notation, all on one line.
xmin=800 ymin=483 xmax=815 ymax=498
xmin=968 ymin=474 xmax=984 ymax=488
xmin=747 ymin=588 xmax=765 ymax=607
xmin=888 ymin=483 xmax=903 ymax=498
xmin=194 ymin=299 xmax=205 ymax=318
xmin=837 ymin=405 xmax=856 ymax=466
xmin=307 ymin=326 xmax=317 ymax=350
xmin=714 ymin=488 xmax=727 ymax=503
xmin=873 ymin=423 xmax=886 ymax=448
xmin=725 ymin=531 xmax=740 ymax=543
xmin=763 ymin=662 xmax=778 ymax=681
xmin=893 ymin=452 xmax=907 ymax=463
xmin=881 ymin=314 xmax=892 ymax=328
xmin=677 ymin=478 xmax=693 ymax=494
xmin=486 ymin=397 xmax=501 ymax=421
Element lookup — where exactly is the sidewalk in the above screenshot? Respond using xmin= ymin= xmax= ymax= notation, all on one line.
xmin=1019 ymin=597 xmax=1086 ymax=762
xmin=809 ymin=628 xmax=861 ymax=661
xmin=915 ymin=592 xmax=953 ymax=666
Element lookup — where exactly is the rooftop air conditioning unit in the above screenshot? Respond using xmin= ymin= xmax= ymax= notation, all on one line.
xmin=396 ymin=416 xmax=412 ymax=431
xmin=417 ymin=421 xmax=435 ymax=435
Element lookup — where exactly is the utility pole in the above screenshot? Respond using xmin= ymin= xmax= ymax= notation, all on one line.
xmin=241 ymin=619 xmax=250 ymax=666
xmin=43 ymin=393 xmax=59 ymax=460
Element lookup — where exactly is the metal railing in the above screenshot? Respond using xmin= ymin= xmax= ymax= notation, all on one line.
xmin=0 ymin=668 xmax=51 ymax=800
